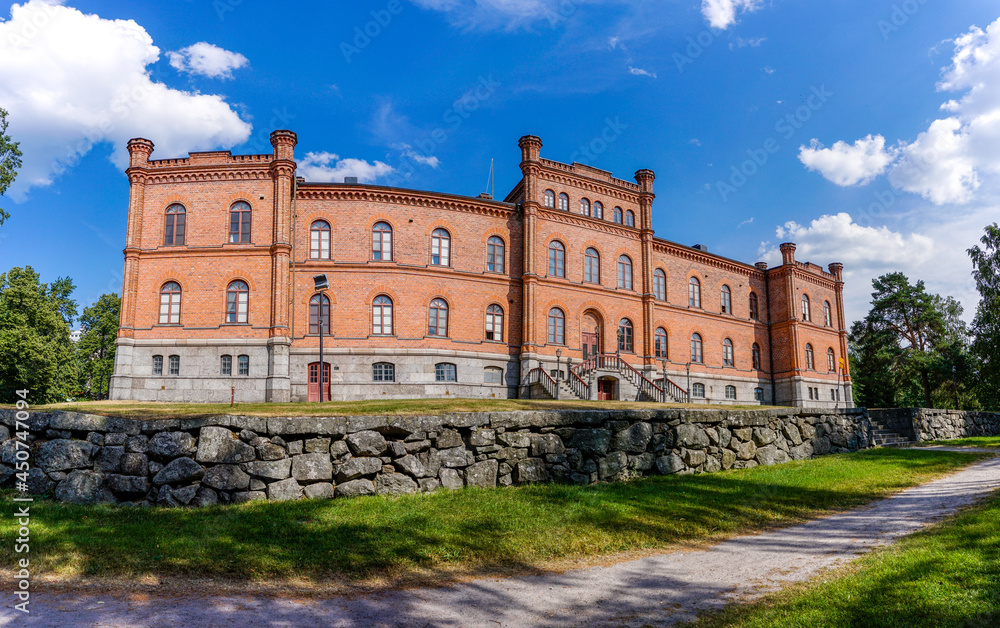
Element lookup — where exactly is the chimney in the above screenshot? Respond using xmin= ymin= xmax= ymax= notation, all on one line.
xmin=518 ymin=135 xmax=542 ymax=163
xmin=779 ymin=242 xmax=797 ymax=266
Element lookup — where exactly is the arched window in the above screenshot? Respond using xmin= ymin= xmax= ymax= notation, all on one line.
xmin=754 ymin=387 xmax=765 ymax=402
xmin=229 ymin=201 xmax=251 ymax=243
xmin=484 ymin=366 xmax=504 ymax=384
xmin=435 ymin=362 xmax=457 ymax=382
xmin=159 ymin=282 xmax=181 ymax=324
xmin=220 ymin=355 xmax=232 ymax=376
xmin=723 ymin=338 xmax=734 ymax=366
xmin=580 ymin=198 xmax=591 ymax=216
xmin=827 ymin=348 xmax=836 ymax=372
xmin=584 ymin=247 xmax=601 ymax=283
xmin=557 ymin=192 xmax=569 ymax=211
xmin=801 ymin=294 xmax=811 ymax=321
xmin=617 ymin=255 xmax=633 ymax=290
xmin=749 ymin=292 xmax=760 ymax=321
xmin=824 ymin=301 xmax=832 ymax=326
xmin=485 ymin=304 xmax=504 ymax=341
xmin=309 ymin=294 xmax=330 ymax=335
xmin=372 ymin=222 xmax=393 ymax=261
xmin=428 ymin=298 xmax=449 ymax=337
xmin=487 ymin=236 xmax=505 ymax=273
xmin=373 ymin=362 xmax=395 ymax=382
xmin=547 ymin=308 xmax=565 ymax=344
xmin=692 ymin=382 xmax=705 ymax=398
xmin=725 ymin=385 xmax=737 ymax=400
xmin=543 ymin=189 xmax=555 ymax=208
xmin=372 ymin=295 xmax=393 ymax=335
xmin=431 ymin=228 xmax=451 ymax=266
xmin=310 ymin=220 xmax=331 ymax=259
xmin=225 ymin=280 xmax=248 ymax=324
xmin=654 ymin=269 xmax=667 ymax=300
xmin=164 ymin=204 xmax=185 ymax=246
xmin=721 ymin=285 xmax=732 ymax=314
xmin=654 ymin=327 xmax=668 ymax=358
xmin=548 ymin=241 xmax=565 ymax=277
xmin=613 ymin=207 xmax=623 ymax=223
xmin=625 ymin=210 xmax=635 ymax=227
xmin=805 ymin=343 xmax=815 ymax=370
xmin=237 ymin=354 xmax=249 ymax=376
xmin=593 ymin=201 xmax=604 ymax=220
xmin=152 ymin=355 xmax=163 ymax=375
xmin=689 ymin=277 xmax=702 ymax=308
xmin=618 ymin=319 xmax=634 ymax=352
xmin=168 ymin=355 xmax=180 ymax=376
xmin=752 ymin=343 xmax=762 ymax=370
xmin=690 ymin=333 xmax=703 ymax=363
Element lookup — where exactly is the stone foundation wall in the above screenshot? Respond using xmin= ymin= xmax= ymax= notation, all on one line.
xmin=0 ymin=407 xmax=870 ymax=507
xmin=871 ymin=408 xmax=1000 ymax=441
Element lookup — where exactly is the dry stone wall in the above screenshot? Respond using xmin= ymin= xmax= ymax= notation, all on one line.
xmin=0 ymin=407 xmax=871 ymax=506
xmin=870 ymin=408 xmax=1000 ymax=442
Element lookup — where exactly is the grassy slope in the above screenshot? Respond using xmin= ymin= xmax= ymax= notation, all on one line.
xmin=4 ymin=398 xmax=778 ymax=419
xmin=682 ymin=490 xmax=1000 ymax=628
xmin=919 ymin=436 xmax=1000 ymax=448
xmin=0 ymin=449 xmax=985 ymax=583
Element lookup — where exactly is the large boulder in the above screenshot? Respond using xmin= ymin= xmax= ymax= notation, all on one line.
xmin=335 ymin=479 xmax=375 ymax=498
xmin=105 ymin=474 xmax=150 ymax=495
xmin=37 ymin=440 xmax=95 ymax=472
xmin=674 ymin=424 xmax=709 ymax=449
xmin=303 ymin=483 xmax=334 ymax=499
xmin=196 ymin=427 xmax=256 ymax=464
xmin=148 ymin=432 xmax=197 ymax=459
xmin=752 ymin=427 xmax=777 ymax=447
xmin=94 ymin=446 xmax=124 ymax=473
xmin=337 ymin=456 xmax=382 ymax=481
xmin=611 ymin=423 xmax=653 ymax=453
xmin=530 ymin=434 xmax=565 ymax=457
xmin=439 ymin=468 xmax=464 ymax=490
xmin=465 ymin=459 xmax=499 ymax=488
xmin=346 ymin=431 xmax=386 ymax=456
xmin=567 ymin=429 xmax=611 ymax=455
xmin=375 ymin=473 xmax=418 ymax=495
xmin=497 ymin=432 xmax=530 ymax=448
xmin=598 ymin=451 xmax=628 ymax=480
xmin=513 ymin=458 xmax=548 ymax=483
xmin=120 ymin=453 xmax=149 ymax=476
xmin=202 ymin=464 xmax=251 ymax=491
xmin=393 ymin=454 xmax=427 ymax=478
xmin=26 ymin=467 xmax=56 ymax=495
xmin=435 ymin=429 xmax=463 ymax=449
xmin=655 ymin=453 xmax=686 ymax=475
xmin=438 ymin=447 xmax=474 ymax=468
xmin=755 ymin=444 xmax=778 ymax=466
xmin=243 ymin=459 xmax=292 ymax=481
xmin=152 ymin=457 xmax=205 ymax=486
xmin=54 ymin=470 xmax=114 ymax=504
xmin=267 ymin=478 xmax=303 ymax=501
xmin=291 ymin=453 xmax=333 ymax=481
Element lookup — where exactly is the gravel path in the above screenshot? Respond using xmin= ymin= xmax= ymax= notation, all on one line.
xmin=6 ymin=451 xmax=1000 ymax=628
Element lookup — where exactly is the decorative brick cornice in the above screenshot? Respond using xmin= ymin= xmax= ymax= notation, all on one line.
xmin=296 ymin=185 xmax=516 ymax=219
xmin=538 ymin=208 xmax=640 ymax=239
xmin=652 ymin=239 xmax=765 ymax=277
xmin=144 ymin=167 xmax=272 ymax=184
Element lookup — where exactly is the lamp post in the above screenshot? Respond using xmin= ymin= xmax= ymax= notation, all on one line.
xmin=661 ymin=358 xmax=668 ymax=403
xmin=313 ymin=274 xmax=329 ymax=402
xmin=616 ymin=327 xmax=623 ymax=360
xmin=686 ymin=362 xmax=691 ymax=404
xmin=556 ymin=348 xmax=562 ymax=380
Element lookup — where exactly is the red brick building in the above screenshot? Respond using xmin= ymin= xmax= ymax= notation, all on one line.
xmin=109 ymin=131 xmax=852 ymax=407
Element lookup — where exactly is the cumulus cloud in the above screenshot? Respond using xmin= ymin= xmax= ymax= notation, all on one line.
xmin=298 ymin=152 xmax=394 ymax=184
xmin=167 ymin=42 xmax=249 ymax=79
xmin=799 ymin=135 xmax=898 ymax=186
xmin=799 ymin=18 xmax=1000 ymax=205
xmin=701 ymin=0 xmax=762 ymax=30
xmin=0 ymin=0 xmax=251 ymax=199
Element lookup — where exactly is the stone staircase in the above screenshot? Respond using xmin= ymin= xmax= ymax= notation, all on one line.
xmin=870 ymin=419 xmax=914 ymax=447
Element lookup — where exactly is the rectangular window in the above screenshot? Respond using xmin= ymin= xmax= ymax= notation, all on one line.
xmin=435 ymin=362 xmax=457 ymax=382
xmin=238 ymin=355 xmax=249 ymax=376
xmin=221 ymin=355 xmax=232 ymax=376
xmin=484 ymin=367 xmax=503 ymax=384
xmin=373 ymin=362 xmax=395 ymax=382
xmin=168 ymin=355 xmax=179 ymax=376
xmin=692 ymin=383 xmax=705 ymax=398
xmin=725 ymin=385 xmax=737 ymax=400
xmin=754 ymin=387 xmax=764 ymax=402
xmin=152 ymin=355 xmax=163 ymax=376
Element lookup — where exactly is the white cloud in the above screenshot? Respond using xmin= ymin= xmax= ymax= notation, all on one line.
xmin=800 ymin=18 xmax=1000 ymax=205
xmin=167 ymin=42 xmax=249 ymax=79
xmin=701 ymin=0 xmax=762 ymax=30
xmin=628 ymin=66 xmax=657 ymax=79
xmin=689 ymin=138 xmax=702 ymax=147
xmin=298 ymin=152 xmax=394 ymax=184
xmin=395 ymin=143 xmax=441 ymax=168
xmin=799 ymin=135 xmax=898 ymax=186
xmin=411 ymin=0 xmax=579 ymax=29
xmin=730 ymin=36 xmax=766 ymax=49
xmin=0 ymin=0 xmax=251 ymax=199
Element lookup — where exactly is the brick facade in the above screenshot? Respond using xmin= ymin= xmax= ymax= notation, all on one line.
xmin=109 ymin=131 xmax=852 ymax=407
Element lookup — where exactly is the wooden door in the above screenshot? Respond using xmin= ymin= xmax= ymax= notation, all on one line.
xmin=308 ymin=362 xmax=330 ymax=402
xmin=582 ymin=332 xmax=598 ymax=360
xmin=598 ymin=378 xmax=615 ymax=401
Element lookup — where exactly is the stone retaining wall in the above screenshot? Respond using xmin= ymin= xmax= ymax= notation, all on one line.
xmin=870 ymin=408 xmax=1000 ymax=442
xmin=0 ymin=407 xmax=871 ymax=506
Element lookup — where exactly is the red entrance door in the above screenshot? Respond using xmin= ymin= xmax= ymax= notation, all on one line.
xmin=582 ymin=332 xmax=599 ymax=360
xmin=598 ymin=378 xmax=615 ymax=401
xmin=308 ymin=362 xmax=330 ymax=402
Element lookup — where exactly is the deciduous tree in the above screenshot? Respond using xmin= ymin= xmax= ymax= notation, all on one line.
xmin=0 ymin=108 xmax=23 ymax=226
xmin=77 ymin=294 xmax=120 ymax=399
xmin=969 ymin=223 xmax=1000 ymax=410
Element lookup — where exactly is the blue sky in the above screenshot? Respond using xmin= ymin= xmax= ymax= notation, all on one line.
xmin=2 ymin=0 xmax=999 ymax=325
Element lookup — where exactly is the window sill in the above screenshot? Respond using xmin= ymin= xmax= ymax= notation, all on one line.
xmin=155 ymin=323 xmax=182 ymax=327
xmin=222 ymin=322 xmax=250 ymax=326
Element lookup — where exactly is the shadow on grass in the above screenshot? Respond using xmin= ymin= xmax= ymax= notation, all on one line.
xmin=0 ymin=449 xmax=987 ymax=587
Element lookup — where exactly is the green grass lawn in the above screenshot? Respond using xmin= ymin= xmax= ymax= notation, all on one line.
xmin=919 ymin=436 xmax=1000 ymax=448
xmin=4 ymin=398 xmax=780 ymax=419
xmin=680 ymin=488 xmax=1000 ymax=628
xmin=0 ymin=448 xmax=986 ymax=584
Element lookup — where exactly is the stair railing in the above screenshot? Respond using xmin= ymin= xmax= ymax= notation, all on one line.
xmin=528 ymin=366 xmax=559 ymax=399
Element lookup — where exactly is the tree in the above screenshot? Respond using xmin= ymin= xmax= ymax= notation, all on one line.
xmin=0 ymin=267 xmax=77 ymax=403
xmin=0 ymin=108 xmax=23 ymax=226
xmin=848 ymin=319 xmax=900 ymax=408
xmin=969 ymin=223 xmax=1000 ymax=410
xmin=77 ymin=294 xmax=120 ymax=400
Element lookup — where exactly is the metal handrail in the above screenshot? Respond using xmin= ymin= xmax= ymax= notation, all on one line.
xmin=528 ymin=366 xmax=559 ymax=399
xmin=572 ymin=353 xmax=688 ymax=402
xmin=567 ymin=370 xmax=589 ymax=399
